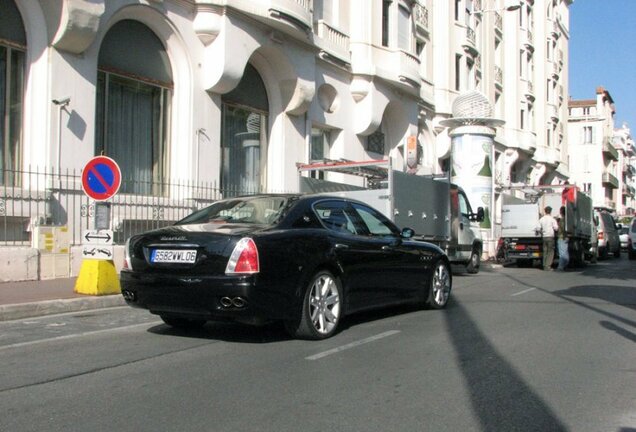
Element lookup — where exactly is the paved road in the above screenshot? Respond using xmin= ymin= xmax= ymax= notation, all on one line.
xmin=0 ymin=258 xmax=634 ymax=432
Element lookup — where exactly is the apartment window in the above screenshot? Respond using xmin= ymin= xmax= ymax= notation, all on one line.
xmin=546 ymin=128 xmax=551 ymax=147
xmin=455 ymin=54 xmax=462 ymax=91
xmin=583 ymin=126 xmax=593 ymax=144
xmin=583 ymin=183 xmax=592 ymax=193
xmin=520 ymin=109 xmax=525 ymax=130
xmin=583 ymin=107 xmax=590 ymax=115
xmin=310 ymin=127 xmax=330 ymax=162
xmin=455 ymin=0 xmax=461 ymax=21
xmin=0 ymin=44 xmax=24 ymax=186
xmin=382 ymin=0 xmax=392 ymax=47
xmin=222 ymin=64 xmax=269 ymax=195
xmin=397 ymin=4 xmax=412 ymax=51
xmin=310 ymin=127 xmax=331 ymax=179
xmin=96 ymin=20 xmax=172 ymax=195
xmin=367 ymin=129 xmax=385 ymax=155
xmin=0 ymin=0 xmax=26 ymax=186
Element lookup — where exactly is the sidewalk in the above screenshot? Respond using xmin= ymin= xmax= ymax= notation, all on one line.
xmin=0 ymin=277 xmax=125 ymax=322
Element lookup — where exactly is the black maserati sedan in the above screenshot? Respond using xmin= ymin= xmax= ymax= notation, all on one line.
xmin=120 ymin=194 xmax=452 ymax=339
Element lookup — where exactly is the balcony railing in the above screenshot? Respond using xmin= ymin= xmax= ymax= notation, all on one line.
xmin=414 ymin=3 xmax=429 ymax=36
xmin=526 ymin=29 xmax=534 ymax=49
xmin=267 ymin=0 xmax=313 ymax=31
xmin=466 ymin=27 xmax=476 ymax=45
xmin=314 ymin=20 xmax=350 ymax=63
xmin=603 ymin=138 xmax=619 ymax=161
xmin=602 ymin=171 xmax=619 ymax=189
xmin=494 ymin=65 xmax=503 ymax=88
xmin=494 ymin=12 xmax=502 ymax=35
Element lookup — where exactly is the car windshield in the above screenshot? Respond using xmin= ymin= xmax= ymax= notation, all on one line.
xmin=176 ymin=196 xmax=290 ymax=225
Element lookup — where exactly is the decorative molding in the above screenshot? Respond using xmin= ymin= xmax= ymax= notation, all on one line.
xmin=51 ymin=0 xmax=105 ymax=55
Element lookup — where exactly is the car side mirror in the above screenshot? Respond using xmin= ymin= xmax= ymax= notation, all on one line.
xmin=471 ymin=207 xmax=485 ymax=222
xmin=401 ymin=227 xmax=415 ymax=239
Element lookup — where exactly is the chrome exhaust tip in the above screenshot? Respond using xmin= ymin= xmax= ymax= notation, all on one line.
xmin=220 ymin=297 xmax=233 ymax=308
xmin=232 ymin=297 xmax=247 ymax=308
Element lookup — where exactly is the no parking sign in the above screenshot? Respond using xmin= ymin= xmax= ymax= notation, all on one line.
xmin=81 ymin=156 xmax=122 ymax=201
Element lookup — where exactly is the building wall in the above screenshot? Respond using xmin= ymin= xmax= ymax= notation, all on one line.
xmin=1 ymin=0 xmax=578 ymax=280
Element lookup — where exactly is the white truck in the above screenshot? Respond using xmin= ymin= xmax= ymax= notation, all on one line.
xmin=297 ymin=159 xmax=485 ymax=273
xmin=499 ymin=186 xmax=595 ymax=267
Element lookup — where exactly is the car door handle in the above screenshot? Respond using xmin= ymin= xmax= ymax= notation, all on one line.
xmin=335 ymin=243 xmax=349 ymax=250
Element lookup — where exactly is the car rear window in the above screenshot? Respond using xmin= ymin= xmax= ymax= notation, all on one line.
xmin=177 ymin=196 xmax=290 ymax=225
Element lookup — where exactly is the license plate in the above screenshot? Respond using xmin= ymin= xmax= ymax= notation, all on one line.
xmin=151 ymin=249 xmax=197 ymax=264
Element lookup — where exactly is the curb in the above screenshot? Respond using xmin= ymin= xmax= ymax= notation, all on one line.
xmin=0 ymin=295 xmax=126 ymax=322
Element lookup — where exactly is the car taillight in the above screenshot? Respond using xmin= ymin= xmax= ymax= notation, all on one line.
xmin=123 ymin=238 xmax=132 ymax=270
xmin=225 ymin=238 xmax=260 ymax=275
xmin=598 ymin=232 xmax=604 ymax=240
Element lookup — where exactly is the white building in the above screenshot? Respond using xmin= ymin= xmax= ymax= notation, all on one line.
xmin=1 ymin=0 xmax=572 ymax=281
xmin=567 ymin=87 xmax=621 ymax=211
xmin=613 ymin=124 xmax=636 ymax=216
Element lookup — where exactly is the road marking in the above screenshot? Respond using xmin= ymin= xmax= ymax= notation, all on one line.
xmin=511 ymin=288 xmax=536 ymax=297
xmin=306 ymin=330 xmax=401 ymax=360
xmin=0 ymin=321 xmax=162 ymax=352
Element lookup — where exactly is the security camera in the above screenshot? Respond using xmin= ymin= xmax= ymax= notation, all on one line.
xmin=52 ymin=97 xmax=71 ymax=106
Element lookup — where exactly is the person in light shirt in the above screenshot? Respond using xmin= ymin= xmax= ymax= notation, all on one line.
xmin=536 ymin=206 xmax=558 ymax=271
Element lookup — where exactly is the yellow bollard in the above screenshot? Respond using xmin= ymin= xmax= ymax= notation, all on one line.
xmin=74 ymin=260 xmax=121 ymax=295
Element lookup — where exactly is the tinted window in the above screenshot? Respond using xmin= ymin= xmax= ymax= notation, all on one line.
xmin=314 ymin=200 xmax=358 ymax=235
xmin=350 ymin=203 xmax=399 ymax=236
xmin=177 ymin=196 xmax=289 ymax=225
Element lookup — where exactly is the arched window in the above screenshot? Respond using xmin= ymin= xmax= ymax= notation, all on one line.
xmin=95 ymin=20 xmax=172 ymax=195
xmin=221 ymin=64 xmax=268 ymax=195
xmin=0 ymin=0 xmax=26 ymax=185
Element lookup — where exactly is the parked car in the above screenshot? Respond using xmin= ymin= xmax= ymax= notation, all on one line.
xmin=120 ymin=194 xmax=452 ymax=340
xmin=618 ymin=224 xmax=629 ymax=250
xmin=627 ymin=218 xmax=636 ymax=260
xmin=594 ymin=209 xmax=621 ymax=259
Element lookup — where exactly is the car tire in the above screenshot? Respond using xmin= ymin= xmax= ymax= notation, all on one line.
xmin=425 ymin=261 xmax=452 ymax=309
xmin=286 ymin=270 xmax=342 ymax=340
xmin=629 ymin=250 xmax=636 ymax=260
xmin=465 ymin=248 xmax=481 ymax=274
xmin=613 ymin=247 xmax=621 ymax=258
xmin=599 ymin=246 xmax=608 ymax=260
xmin=160 ymin=315 xmax=206 ymax=329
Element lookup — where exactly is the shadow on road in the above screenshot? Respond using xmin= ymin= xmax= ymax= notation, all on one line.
xmin=444 ymin=300 xmax=568 ymax=431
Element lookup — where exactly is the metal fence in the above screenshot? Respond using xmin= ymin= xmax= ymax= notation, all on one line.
xmin=0 ymin=167 xmax=269 ymax=247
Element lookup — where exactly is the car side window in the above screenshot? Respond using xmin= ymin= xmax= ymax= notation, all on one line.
xmin=458 ymin=192 xmax=471 ymax=217
xmin=351 ymin=203 xmax=398 ymax=237
xmin=314 ymin=201 xmax=358 ymax=235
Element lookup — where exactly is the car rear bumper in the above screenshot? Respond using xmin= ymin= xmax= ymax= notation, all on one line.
xmin=120 ymin=271 xmax=293 ymax=324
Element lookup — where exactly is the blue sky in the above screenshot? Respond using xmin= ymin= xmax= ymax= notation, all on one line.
xmin=569 ymin=0 xmax=636 ymax=128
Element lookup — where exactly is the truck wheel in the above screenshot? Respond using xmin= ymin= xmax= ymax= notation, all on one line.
xmin=570 ymin=240 xmax=584 ymax=267
xmin=466 ymin=249 xmax=480 ymax=274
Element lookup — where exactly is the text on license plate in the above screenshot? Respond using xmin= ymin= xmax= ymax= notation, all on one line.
xmin=151 ymin=249 xmax=197 ymax=263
